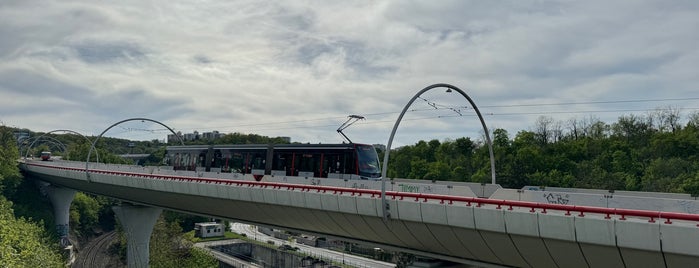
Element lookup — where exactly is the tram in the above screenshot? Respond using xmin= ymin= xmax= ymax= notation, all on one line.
xmin=164 ymin=143 xmax=381 ymax=180
xmin=40 ymin=151 xmax=52 ymax=161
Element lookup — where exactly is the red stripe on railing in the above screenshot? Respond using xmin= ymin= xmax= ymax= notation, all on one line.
xmin=24 ymin=162 xmax=699 ymax=225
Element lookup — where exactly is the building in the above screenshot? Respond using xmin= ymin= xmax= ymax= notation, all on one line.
xmin=184 ymin=131 xmax=199 ymax=141
xmin=167 ymin=131 xmax=183 ymax=144
xmin=14 ymin=131 xmax=30 ymax=143
xmin=168 ymin=130 xmax=225 ymax=143
xmin=194 ymin=222 xmax=224 ymax=238
xmin=201 ymin=131 xmax=222 ymax=140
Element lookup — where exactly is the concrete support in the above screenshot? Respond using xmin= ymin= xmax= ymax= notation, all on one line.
xmin=45 ymin=185 xmax=76 ymax=247
xmin=113 ymin=204 xmax=162 ymax=268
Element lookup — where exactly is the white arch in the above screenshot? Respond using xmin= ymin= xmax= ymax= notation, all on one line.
xmin=380 ymin=83 xmax=496 ymax=219
xmin=23 ymin=129 xmax=97 ymax=161
xmin=85 ymin=118 xmax=184 ymax=181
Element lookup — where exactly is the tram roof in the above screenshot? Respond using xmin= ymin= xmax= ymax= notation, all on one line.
xmin=165 ymin=143 xmax=372 ymax=151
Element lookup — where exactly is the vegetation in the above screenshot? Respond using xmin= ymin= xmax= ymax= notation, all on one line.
xmin=386 ymin=109 xmax=699 ymax=196
xmin=113 ymin=215 xmax=217 ymax=268
xmin=0 ymin=198 xmax=64 ymax=267
xmin=69 ymin=193 xmax=117 ymax=240
xmin=178 ymin=132 xmax=290 ymax=146
xmin=0 ymin=126 xmax=64 ymax=267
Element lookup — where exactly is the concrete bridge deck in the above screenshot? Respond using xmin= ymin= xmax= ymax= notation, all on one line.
xmin=20 ymin=160 xmax=699 ymax=267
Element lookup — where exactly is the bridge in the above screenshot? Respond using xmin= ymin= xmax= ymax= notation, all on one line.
xmin=20 ymin=159 xmax=699 ymax=268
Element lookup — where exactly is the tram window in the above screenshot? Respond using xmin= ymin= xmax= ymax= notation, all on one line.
xmin=329 ymin=150 xmax=355 ymax=175
xmin=297 ymin=153 xmax=321 ymax=177
xmin=187 ymin=151 xmax=200 ymax=171
xmin=250 ymin=152 xmax=265 ymax=170
xmin=231 ymin=152 xmax=244 ymax=173
xmin=225 ymin=149 xmax=267 ymax=174
xmin=198 ymin=151 xmax=207 ymax=168
xmin=220 ymin=150 xmax=232 ymax=173
xmin=321 ymin=155 xmax=329 ymax=178
xmin=326 ymin=154 xmax=340 ymax=174
xmin=172 ymin=152 xmax=181 ymax=170
xmin=182 ymin=153 xmax=190 ymax=170
xmin=272 ymin=152 xmax=291 ymax=175
xmin=212 ymin=150 xmax=222 ymax=168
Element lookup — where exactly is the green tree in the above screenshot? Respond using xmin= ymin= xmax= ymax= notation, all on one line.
xmin=641 ymin=158 xmax=692 ymax=192
xmin=0 ymin=197 xmax=64 ymax=267
xmin=148 ymin=216 xmax=217 ymax=268
xmin=424 ymin=161 xmax=451 ymax=181
xmin=0 ymin=126 xmax=21 ymax=197
xmin=408 ymin=158 xmax=429 ymax=180
xmin=70 ymin=192 xmax=101 ymax=238
xmin=0 ymin=126 xmax=64 ymax=266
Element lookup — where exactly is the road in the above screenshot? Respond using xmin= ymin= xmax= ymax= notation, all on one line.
xmin=230 ymin=223 xmax=395 ymax=268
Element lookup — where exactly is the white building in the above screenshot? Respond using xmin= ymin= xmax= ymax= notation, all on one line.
xmin=194 ymin=222 xmax=224 ymax=238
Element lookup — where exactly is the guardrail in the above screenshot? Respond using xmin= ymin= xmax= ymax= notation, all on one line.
xmin=24 ymin=162 xmax=699 ymax=226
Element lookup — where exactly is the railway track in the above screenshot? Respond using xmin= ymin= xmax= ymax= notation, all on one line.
xmin=73 ymin=231 xmax=117 ymax=268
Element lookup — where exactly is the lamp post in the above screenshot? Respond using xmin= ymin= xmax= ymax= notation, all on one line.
xmin=380 ymin=83 xmax=496 ymax=220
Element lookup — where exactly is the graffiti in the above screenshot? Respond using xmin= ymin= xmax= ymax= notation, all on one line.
xmin=56 ymin=224 xmax=69 ymax=237
xmin=351 ymin=182 xmax=369 ymax=189
xmin=398 ymin=184 xmax=420 ymax=193
xmin=678 ymin=200 xmax=699 ymax=214
xmin=310 ymin=179 xmax=321 ymax=186
xmin=60 ymin=237 xmax=72 ymax=247
xmin=544 ymin=193 xmax=570 ymax=205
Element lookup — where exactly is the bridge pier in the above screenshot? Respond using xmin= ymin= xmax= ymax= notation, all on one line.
xmin=113 ymin=204 xmax=162 ymax=268
xmin=45 ymin=185 xmax=76 ymax=247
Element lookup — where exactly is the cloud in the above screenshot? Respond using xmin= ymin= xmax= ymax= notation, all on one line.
xmin=1 ymin=0 xmax=698 ymax=145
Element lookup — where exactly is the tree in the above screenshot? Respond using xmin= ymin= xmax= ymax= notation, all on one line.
xmin=70 ymin=192 xmax=102 ymax=238
xmin=0 ymin=126 xmax=64 ymax=266
xmin=0 ymin=126 xmax=21 ymax=197
xmin=424 ymin=162 xmax=451 ymax=181
xmin=408 ymin=158 xmax=429 ymax=180
xmin=688 ymin=111 xmax=699 ymax=128
xmin=0 ymin=197 xmax=64 ymax=267
xmin=641 ymin=158 xmax=691 ymax=192
xmin=651 ymin=106 xmax=682 ymax=132
xmin=681 ymin=172 xmax=699 ymax=197
xmin=492 ymin=129 xmax=510 ymax=148
xmin=148 ymin=216 xmax=217 ymax=268
xmin=567 ymin=117 xmax=583 ymax=140
xmin=533 ymin=116 xmax=554 ymax=145
xmin=612 ymin=114 xmax=651 ymax=144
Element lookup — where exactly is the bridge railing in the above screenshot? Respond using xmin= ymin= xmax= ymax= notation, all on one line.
xmin=24 ymin=161 xmax=699 ymax=226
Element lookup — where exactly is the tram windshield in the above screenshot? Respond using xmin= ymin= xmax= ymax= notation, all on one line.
xmin=356 ymin=144 xmax=381 ymax=179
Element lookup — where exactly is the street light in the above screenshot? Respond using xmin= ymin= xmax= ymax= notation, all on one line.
xmin=380 ymin=83 xmax=496 ymax=220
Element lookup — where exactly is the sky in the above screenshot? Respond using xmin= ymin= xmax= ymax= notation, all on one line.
xmin=1 ymin=0 xmax=698 ymax=147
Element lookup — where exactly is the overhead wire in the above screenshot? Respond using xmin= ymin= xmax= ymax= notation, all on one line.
xmin=100 ymin=96 xmax=699 ymax=139
xmin=202 ymin=96 xmax=699 ymax=131
xmin=231 ymin=107 xmax=699 ymax=132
